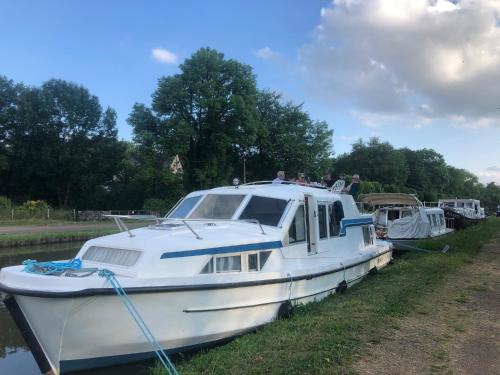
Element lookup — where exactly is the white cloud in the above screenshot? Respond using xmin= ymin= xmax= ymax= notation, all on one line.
xmin=151 ymin=48 xmax=178 ymax=64
xmin=300 ymin=0 xmax=500 ymax=124
xmin=255 ymin=47 xmax=286 ymax=63
xmin=478 ymin=165 xmax=500 ymax=184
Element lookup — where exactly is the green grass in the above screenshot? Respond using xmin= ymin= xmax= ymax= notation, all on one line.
xmin=151 ymin=218 xmax=500 ymax=375
xmin=0 ymin=228 xmax=119 ymax=248
xmin=0 ymin=219 xmax=77 ymax=226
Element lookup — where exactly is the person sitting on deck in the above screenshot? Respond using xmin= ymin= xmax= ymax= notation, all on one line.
xmin=297 ymin=173 xmax=306 ymax=185
xmin=342 ymin=174 xmax=360 ymax=196
xmin=272 ymin=170 xmax=285 ymax=184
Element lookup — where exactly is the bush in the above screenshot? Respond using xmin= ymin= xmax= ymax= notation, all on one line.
xmin=142 ymin=198 xmax=170 ymax=215
xmin=22 ymin=200 xmax=50 ymax=211
xmin=0 ymin=196 xmax=12 ymax=209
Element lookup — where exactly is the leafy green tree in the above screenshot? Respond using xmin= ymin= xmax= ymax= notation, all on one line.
xmin=148 ymin=47 xmax=258 ymax=189
xmin=479 ymin=182 xmax=500 ymax=210
xmin=334 ymin=138 xmax=409 ymax=188
xmin=0 ymin=78 xmax=124 ymax=208
xmin=247 ymin=90 xmax=333 ymax=181
xmin=130 ymin=48 xmax=333 ymax=191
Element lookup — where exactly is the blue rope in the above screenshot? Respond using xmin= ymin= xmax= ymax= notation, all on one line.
xmin=23 ymin=258 xmax=82 ymax=275
xmin=98 ymin=269 xmax=179 ymax=375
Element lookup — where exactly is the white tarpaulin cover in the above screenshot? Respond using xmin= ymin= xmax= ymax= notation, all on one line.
xmin=386 ymin=207 xmax=431 ymax=239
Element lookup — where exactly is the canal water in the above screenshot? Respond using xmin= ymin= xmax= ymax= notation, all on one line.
xmin=0 ymin=243 xmax=155 ymax=375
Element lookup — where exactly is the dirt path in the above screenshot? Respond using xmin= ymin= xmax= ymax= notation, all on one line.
xmin=0 ymin=222 xmax=147 ymax=235
xmin=353 ymin=234 xmax=500 ymax=375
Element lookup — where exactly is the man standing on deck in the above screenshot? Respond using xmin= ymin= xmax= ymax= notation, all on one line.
xmin=273 ymin=171 xmax=285 ymax=184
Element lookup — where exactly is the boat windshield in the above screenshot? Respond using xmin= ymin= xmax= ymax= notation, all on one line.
xmin=189 ymin=194 xmax=246 ymax=219
xmin=169 ymin=195 xmax=203 ymax=218
xmin=238 ymin=195 xmax=288 ymax=226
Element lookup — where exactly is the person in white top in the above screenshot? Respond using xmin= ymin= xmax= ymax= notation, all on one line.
xmin=272 ymin=171 xmax=285 ymax=184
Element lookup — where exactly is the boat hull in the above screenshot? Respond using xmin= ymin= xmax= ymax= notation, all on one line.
xmin=4 ymin=249 xmax=392 ymax=374
xmin=442 ymin=207 xmax=484 ymax=230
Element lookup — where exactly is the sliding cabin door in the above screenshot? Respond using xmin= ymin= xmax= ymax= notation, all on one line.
xmin=305 ymin=195 xmax=318 ymax=253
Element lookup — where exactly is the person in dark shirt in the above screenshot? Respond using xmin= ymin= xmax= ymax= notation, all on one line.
xmin=322 ymin=172 xmax=333 ymax=188
xmin=342 ymin=174 xmax=360 ymax=196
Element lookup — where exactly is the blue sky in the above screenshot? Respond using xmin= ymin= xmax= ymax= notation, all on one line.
xmin=1 ymin=0 xmax=499 ymax=183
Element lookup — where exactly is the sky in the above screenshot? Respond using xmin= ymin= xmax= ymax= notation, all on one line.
xmin=0 ymin=0 xmax=499 ymax=184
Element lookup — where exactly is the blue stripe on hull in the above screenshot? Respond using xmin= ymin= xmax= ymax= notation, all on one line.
xmin=161 ymin=240 xmax=283 ymax=259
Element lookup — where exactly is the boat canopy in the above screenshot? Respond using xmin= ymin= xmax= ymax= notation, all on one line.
xmin=358 ymin=193 xmax=422 ymax=207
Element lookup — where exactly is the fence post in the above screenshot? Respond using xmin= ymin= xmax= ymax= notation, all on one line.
xmin=47 ymin=208 xmax=50 ymax=220
xmin=11 ymin=209 xmax=14 ymax=221
xmin=73 ymin=209 xmax=76 ymax=221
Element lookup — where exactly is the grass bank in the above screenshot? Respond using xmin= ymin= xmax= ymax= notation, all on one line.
xmin=152 ymin=218 xmax=500 ymax=375
xmin=0 ymin=219 xmax=76 ymax=226
xmin=0 ymin=228 xmax=118 ymax=248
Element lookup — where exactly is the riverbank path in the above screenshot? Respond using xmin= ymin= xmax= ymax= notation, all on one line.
xmin=354 ymin=232 xmax=500 ymax=374
xmin=0 ymin=222 xmax=147 ymax=235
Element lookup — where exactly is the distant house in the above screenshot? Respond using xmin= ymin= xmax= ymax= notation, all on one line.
xmin=167 ymin=154 xmax=183 ymax=174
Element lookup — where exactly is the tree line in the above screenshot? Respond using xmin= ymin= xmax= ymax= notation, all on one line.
xmin=0 ymin=47 xmax=498 ymax=212
xmin=333 ymin=138 xmax=500 ymax=209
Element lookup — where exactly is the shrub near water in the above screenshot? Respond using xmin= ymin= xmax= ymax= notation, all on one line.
xmin=151 ymin=218 xmax=500 ymax=375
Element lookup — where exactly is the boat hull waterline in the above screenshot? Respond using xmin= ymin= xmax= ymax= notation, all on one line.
xmin=3 ymin=249 xmax=392 ymax=374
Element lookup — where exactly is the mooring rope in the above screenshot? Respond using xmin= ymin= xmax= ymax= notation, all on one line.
xmin=98 ymin=269 xmax=179 ymax=375
xmin=22 ymin=258 xmax=83 ymax=275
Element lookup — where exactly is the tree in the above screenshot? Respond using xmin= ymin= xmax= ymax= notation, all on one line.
xmin=333 ymin=138 xmax=409 ymax=188
xmin=144 ymin=47 xmax=259 ymax=189
xmin=0 ymin=78 xmax=124 ymax=208
xmin=130 ymin=50 xmax=334 ymax=191
xmin=247 ymin=90 xmax=333 ymax=181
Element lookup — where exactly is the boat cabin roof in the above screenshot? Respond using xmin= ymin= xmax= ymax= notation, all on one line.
xmin=183 ymin=183 xmax=341 ymax=202
xmin=438 ymin=198 xmax=480 ymax=204
xmin=358 ymin=193 xmax=422 ymax=207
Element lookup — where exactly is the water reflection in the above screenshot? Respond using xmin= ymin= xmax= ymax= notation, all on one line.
xmin=0 ymin=242 xmax=155 ymax=375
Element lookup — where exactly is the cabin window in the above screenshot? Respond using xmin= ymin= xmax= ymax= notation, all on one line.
xmin=259 ymin=251 xmax=272 ymax=269
xmin=82 ymin=246 xmax=142 ymax=267
xmin=169 ymin=195 xmax=202 ymax=218
xmin=318 ymin=204 xmax=328 ymax=239
xmin=288 ymin=205 xmax=306 ymax=244
xmin=445 ymin=202 xmax=455 ymax=208
xmin=239 ymin=196 xmax=288 ymax=226
xmin=431 ymin=215 xmax=437 ymax=227
xmin=216 ymin=255 xmax=241 ymax=272
xmin=200 ymin=258 xmax=215 ymax=274
xmin=401 ymin=210 xmax=412 ymax=218
xmin=362 ymin=226 xmax=374 ymax=246
xmin=387 ymin=210 xmax=400 ymax=221
xmin=457 ymin=202 xmax=464 ymax=208
xmin=439 ymin=214 xmax=444 ymax=226
xmin=248 ymin=253 xmax=258 ymax=271
xmin=247 ymin=250 xmax=272 ymax=271
xmin=190 ymin=194 xmax=245 ymax=220
xmin=329 ymin=201 xmax=344 ymax=237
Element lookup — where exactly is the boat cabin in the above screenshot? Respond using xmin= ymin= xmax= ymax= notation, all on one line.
xmin=358 ymin=193 xmax=452 ymax=240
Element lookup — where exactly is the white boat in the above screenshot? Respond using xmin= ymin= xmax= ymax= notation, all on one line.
xmin=438 ymin=199 xmax=486 ymax=229
xmin=0 ymin=182 xmax=392 ymax=374
xmin=358 ymin=193 xmax=454 ymax=240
